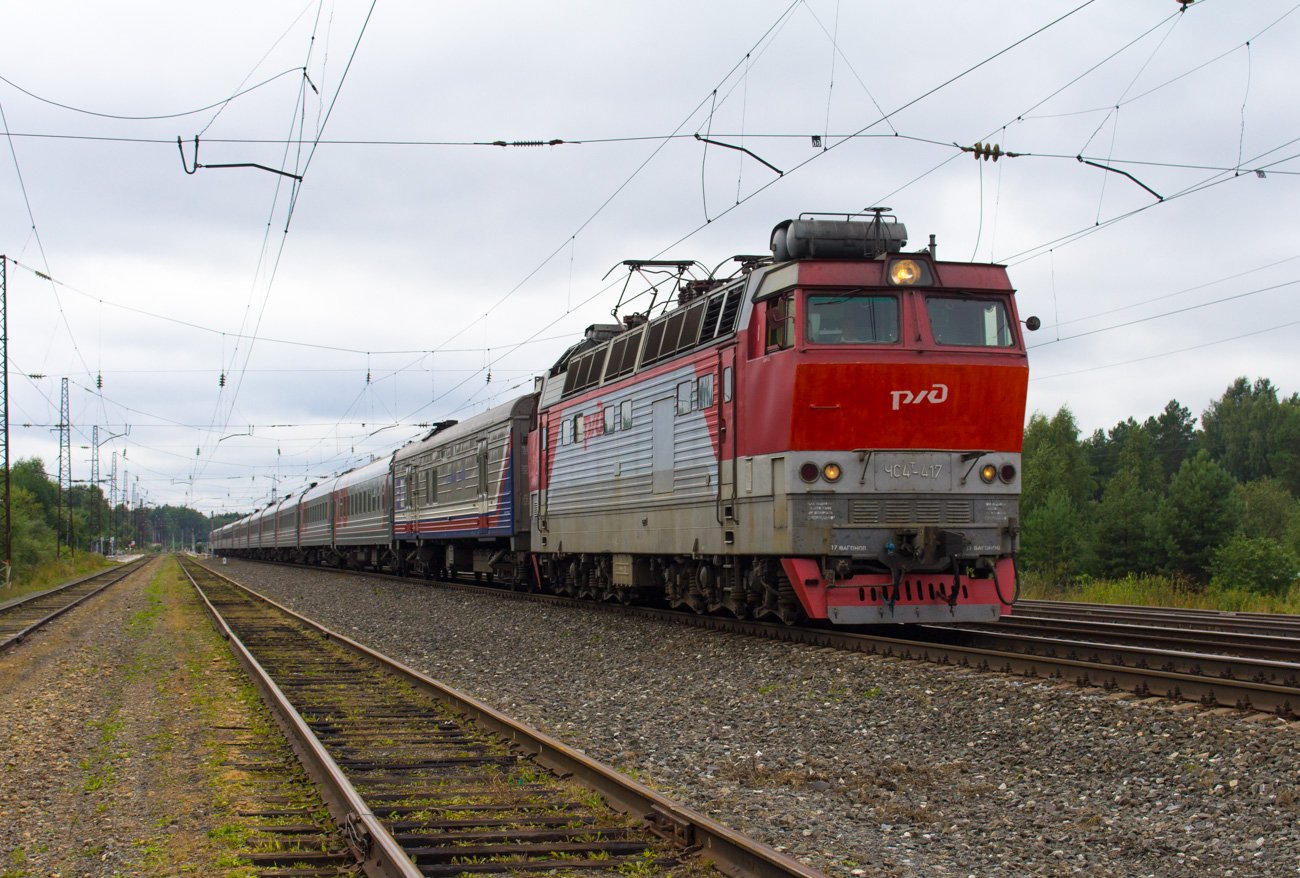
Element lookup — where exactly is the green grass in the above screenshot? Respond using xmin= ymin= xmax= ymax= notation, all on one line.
xmin=1019 ymin=572 xmax=1300 ymax=613
xmin=0 ymin=553 xmax=116 ymax=601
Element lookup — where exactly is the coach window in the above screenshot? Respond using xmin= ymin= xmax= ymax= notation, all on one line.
xmin=765 ymin=293 xmax=794 ymax=353
xmin=573 ymin=413 xmax=584 ymax=443
xmin=603 ymin=405 xmax=616 ymax=435
xmin=697 ymin=373 xmax=715 ymax=408
xmin=807 ymin=294 xmax=899 ymax=344
xmin=676 ymin=380 xmax=694 ymax=415
xmin=620 ymin=399 xmax=633 ymax=430
xmin=723 ymin=366 xmax=733 ymax=402
xmin=926 ymin=296 xmax=1014 ymax=347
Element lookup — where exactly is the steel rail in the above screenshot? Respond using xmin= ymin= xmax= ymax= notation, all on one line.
xmin=219 ymin=558 xmax=1300 ymax=719
xmin=0 ymin=558 xmax=149 ymax=653
xmin=916 ymin=624 xmax=1299 ymax=686
xmin=1015 ymin=599 xmax=1300 ymax=637
xmin=186 ymin=557 xmax=830 ymax=878
xmin=181 ymin=561 xmax=422 ymax=878
xmin=953 ymin=615 xmax=1300 ymax=662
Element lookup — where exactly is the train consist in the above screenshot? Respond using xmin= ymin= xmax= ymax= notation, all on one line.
xmin=212 ymin=211 xmax=1033 ymax=624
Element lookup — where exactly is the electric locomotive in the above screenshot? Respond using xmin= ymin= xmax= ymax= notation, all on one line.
xmin=530 ymin=210 xmax=1031 ymax=623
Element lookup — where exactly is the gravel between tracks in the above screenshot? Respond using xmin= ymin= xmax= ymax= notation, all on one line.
xmin=218 ymin=559 xmax=1299 ymax=878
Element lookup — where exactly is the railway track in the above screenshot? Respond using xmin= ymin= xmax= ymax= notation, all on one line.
xmin=0 ymin=559 xmax=149 ymax=653
xmin=950 ymin=610 xmax=1300 ymax=662
xmin=1013 ymin=598 xmax=1300 ymax=637
xmin=178 ymin=556 xmax=828 ymax=878
xmin=221 ymin=559 xmax=1300 ymax=721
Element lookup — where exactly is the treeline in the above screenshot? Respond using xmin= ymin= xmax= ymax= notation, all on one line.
xmin=4 ymin=376 xmax=1298 ymax=597
xmin=4 ymin=457 xmax=228 ymax=575
xmin=1021 ymin=376 xmax=1300 ymax=597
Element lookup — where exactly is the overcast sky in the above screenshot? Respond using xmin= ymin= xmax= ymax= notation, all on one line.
xmin=2 ymin=0 xmax=1297 ymax=516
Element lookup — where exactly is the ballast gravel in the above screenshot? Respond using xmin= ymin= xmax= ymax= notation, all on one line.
xmin=218 ymin=559 xmax=1299 ymax=878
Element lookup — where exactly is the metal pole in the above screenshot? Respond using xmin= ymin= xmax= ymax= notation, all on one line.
xmin=59 ymin=378 xmax=72 ymax=558
xmin=90 ymin=425 xmax=100 ymax=553
xmin=1 ymin=256 xmax=10 ymax=585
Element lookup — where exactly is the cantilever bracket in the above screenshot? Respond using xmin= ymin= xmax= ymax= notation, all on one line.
xmin=1077 ymin=156 xmax=1162 ymax=202
xmin=693 ymin=134 xmax=783 ymax=176
xmin=177 ymin=136 xmax=304 ymax=181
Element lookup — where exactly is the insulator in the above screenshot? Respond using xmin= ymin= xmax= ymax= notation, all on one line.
xmin=96 ymin=372 xmax=103 ymax=389
xmin=219 ymin=372 xmax=226 ymax=387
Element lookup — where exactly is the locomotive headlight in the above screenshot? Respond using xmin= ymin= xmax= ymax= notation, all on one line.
xmin=822 ymin=463 xmax=842 ymax=482
xmin=887 ymin=258 xmax=932 ymax=286
xmin=979 ymin=464 xmax=997 ymax=484
xmin=999 ymin=464 xmax=1017 ymax=484
xmin=799 ymin=462 xmax=821 ymax=483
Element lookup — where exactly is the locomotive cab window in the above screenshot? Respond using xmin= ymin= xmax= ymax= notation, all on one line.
xmin=806 ymin=294 xmax=899 ymax=344
xmin=765 ymin=293 xmax=794 ymax=352
xmin=926 ymin=296 xmax=1015 ymax=347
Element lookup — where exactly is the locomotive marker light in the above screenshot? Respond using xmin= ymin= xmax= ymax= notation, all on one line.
xmin=980 ymin=464 xmax=999 ymax=484
xmin=821 ymin=463 xmax=842 ymax=482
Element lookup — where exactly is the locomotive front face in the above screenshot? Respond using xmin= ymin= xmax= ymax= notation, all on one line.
xmin=738 ymin=254 xmax=1029 ymax=623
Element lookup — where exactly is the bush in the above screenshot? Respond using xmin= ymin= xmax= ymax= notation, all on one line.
xmin=1209 ymin=535 xmax=1300 ymax=596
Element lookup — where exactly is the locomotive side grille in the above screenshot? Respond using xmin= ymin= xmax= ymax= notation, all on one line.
xmin=848 ymin=497 xmax=976 ymax=524
xmin=945 ymin=500 xmax=974 ymax=523
xmin=718 ymin=286 xmax=743 ymax=333
xmin=914 ymin=499 xmax=943 ymax=522
xmin=884 ymin=499 xmax=911 ymax=521
xmin=699 ymin=293 xmax=725 ymax=343
xmin=849 ymin=499 xmax=880 ymax=523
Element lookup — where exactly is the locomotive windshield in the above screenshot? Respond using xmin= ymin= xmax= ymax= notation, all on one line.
xmin=925 ymin=296 xmax=1015 ymax=347
xmin=806 ymin=294 xmax=899 ymax=344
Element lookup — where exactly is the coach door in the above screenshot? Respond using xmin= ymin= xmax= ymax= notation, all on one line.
xmin=475 ymin=438 xmax=489 ymax=520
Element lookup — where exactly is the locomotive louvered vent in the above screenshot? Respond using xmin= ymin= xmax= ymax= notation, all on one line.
xmin=576 ymin=349 xmax=605 ymax=391
xmin=641 ymin=320 xmax=668 ymax=366
xmin=718 ymin=286 xmax=743 ymax=332
xmin=699 ymin=292 xmax=726 ymax=343
xmin=850 ymin=498 xmax=975 ymax=524
xmin=604 ymin=327 xmax=643 ymax=381
xmin=642 ymin=299 xmax=709 ymax=365
xmin=659 ymin=310 xmax=688 ymax=358
xmin=680 ymin=301 xmax=706 ymax=349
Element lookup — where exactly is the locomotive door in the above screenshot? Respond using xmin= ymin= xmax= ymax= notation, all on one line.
xmin=716 ymin=345 xmax=738 ymax=524
xmin=651 ymin=398 xmax=674 ymax=494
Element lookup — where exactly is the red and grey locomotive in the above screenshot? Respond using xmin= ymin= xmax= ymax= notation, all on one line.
xmin=213 ymin=210 xmax=1032 ymax=625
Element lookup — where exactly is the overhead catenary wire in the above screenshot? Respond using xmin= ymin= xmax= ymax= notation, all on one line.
xmin=5 ymin=0 xmax=1294 ymax=507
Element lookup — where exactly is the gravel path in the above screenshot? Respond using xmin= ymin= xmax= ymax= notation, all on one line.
xmin=217 ymin=559 xmax=1299 ymax=878
xmin=0 ymin=558 xmax=346 ymax=876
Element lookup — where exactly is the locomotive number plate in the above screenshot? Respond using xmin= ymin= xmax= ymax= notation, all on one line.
xmin=873 ymin=453 xmax=953 ymax=491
